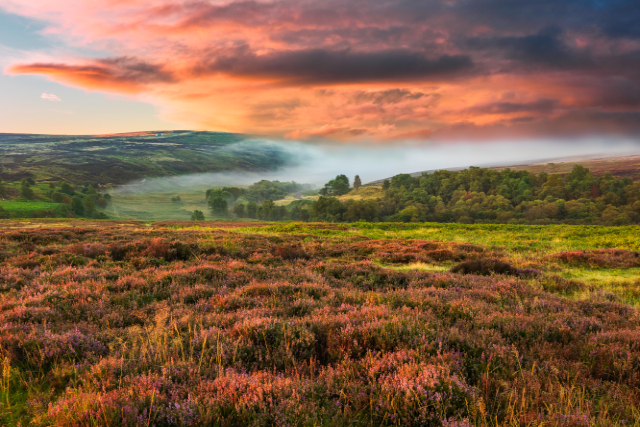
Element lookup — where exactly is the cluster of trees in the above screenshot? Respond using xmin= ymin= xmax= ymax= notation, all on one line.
xmin=0 ymin=178 xmax=112 ymax=219
xmin=50 ymin=182 xmax=111 ymax=218
xmin=309 ymin=166 xmax=640 ymax=225
xmin=319 ymin=174 xmax=362 ymax=196
xmin=205 ymin=180 xmax=313 ymax=218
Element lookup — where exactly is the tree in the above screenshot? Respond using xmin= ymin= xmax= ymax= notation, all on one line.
xmin=191 ymin=210 xmax=205 ymax=221
xmin=257 ymin=199 xmax=276 ymax=220
xmin=60 ymin=182 xmax=74 ymax=195
xmin=171 ymin=196 xmax=182 ymax=203
xmin=310 ymin=196 xmax=347 ymax=222
xmin=353 ymin=175 xmax=362 ymax=190
xmin=52 ymin=191 xmax=65 ymax=203
xmin=20 ymin=179 xmax=34 ymax=200
xmin=382 ymin=179 xmax=391 ymax=190
xmin=233 ymin=203 xmax=246 ymax=218
xmin=83 ymin=197 xmax=96 ymax=216
xmin=71 ymin=196 xmax=85 ymax=216
xmin=344 ymin=200 xmax=378 ymax=222
xmin=246 ymin=202 xmax=258 ymax=219
xmin=320 ymin=175 xmax=351 ymax=196
xmin=0 ymin=182 xmax=6 ymax=198
xmin=208 ymin=196 xmax=228 ymax=216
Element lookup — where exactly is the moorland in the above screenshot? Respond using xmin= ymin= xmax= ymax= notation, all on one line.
xmin=0 ymin=219 xmax=639 ymax=426
xmin=0 ymin=131 xmax=295 ymax=185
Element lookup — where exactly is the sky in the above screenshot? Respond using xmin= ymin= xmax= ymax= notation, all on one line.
xmin=1 ymin=0 xmax=640 ymax=140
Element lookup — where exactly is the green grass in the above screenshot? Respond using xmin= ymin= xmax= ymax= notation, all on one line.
xmin=560 ymin=267 xmax=640 ymax=306
xmin=0 ymin=200 xmax=62 ymax=212
xmin=231 ymin=222 xmax=640 ymax=255
xmin=106 ymin=190 xmax=211 ymax=221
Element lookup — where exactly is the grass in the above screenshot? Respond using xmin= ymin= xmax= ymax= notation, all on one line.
xmin=230 ymin=222 xmax=640 ymax=254
xmin=105 ymin=190 xmax=210 ymax=221
xmin=0 ymin=200 xmax=62 ymax=219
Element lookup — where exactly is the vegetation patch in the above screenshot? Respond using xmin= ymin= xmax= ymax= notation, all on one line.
xmin=0 ymin=220 xmax=638 ymax=425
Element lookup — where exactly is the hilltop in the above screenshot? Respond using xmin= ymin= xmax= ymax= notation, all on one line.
xmin=0 ymin=131 xmax=297 ymax=186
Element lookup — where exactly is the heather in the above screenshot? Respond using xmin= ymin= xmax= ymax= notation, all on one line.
xmin=0 ymin=220 xmax=639 ymax=426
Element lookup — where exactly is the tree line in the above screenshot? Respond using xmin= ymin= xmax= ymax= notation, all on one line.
xmin=200 ymin=168 xmax=640 ymax=225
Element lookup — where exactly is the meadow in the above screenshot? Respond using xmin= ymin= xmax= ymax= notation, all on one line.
xmin=0 ymin=219 xmax=639 ymax=426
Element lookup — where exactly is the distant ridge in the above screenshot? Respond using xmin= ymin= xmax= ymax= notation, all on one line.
xmin=365 ymin=153 xmax=640 ymax=185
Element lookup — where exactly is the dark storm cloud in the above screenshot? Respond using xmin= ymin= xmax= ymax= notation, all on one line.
xmin=463 ymin=27 xmax=593 ymax=69
xmin=199 ymin=48 xmax=474 ymax=83
xmin=465 ymin=98 xmax=559 ymax=115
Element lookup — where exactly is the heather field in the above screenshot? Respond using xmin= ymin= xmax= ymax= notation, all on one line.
xmin=1 ymin=220 xmax=639 ymax=426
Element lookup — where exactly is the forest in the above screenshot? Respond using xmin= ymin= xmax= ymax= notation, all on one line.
xmin=233 ymin=166 xmax=640 ymax=225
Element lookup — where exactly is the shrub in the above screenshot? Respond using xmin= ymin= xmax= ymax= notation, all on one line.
xmin=450 ymin=258 xmax=519 ymax=276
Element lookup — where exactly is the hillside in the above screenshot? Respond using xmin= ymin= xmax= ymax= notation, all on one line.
xmin=366 ymin=154 xmax=640 ymax=185
xmin=0 ymin=131 xmax=297 ymax=186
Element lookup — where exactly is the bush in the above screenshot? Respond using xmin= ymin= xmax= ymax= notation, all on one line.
xmin=450 ymin=258 xmax=519 ymax=276
xmin=191 ymin=210 xmax=205 ymax=221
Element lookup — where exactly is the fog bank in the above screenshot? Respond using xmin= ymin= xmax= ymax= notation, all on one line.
xmin=114 ymin=136 xmax=640 ymax=194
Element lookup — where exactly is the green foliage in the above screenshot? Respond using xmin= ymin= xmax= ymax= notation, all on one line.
xmin=83 ymin=196 xmax=96 ymax=216
xmin=0 ymin=181 xmax=6 ymax=198
xmin=353 ymin=174 xmax=362 ymax=189
xmin=257 ymin=199 xmax=287 ymax=220
xmin=246 ymin=201 xmax=258 ymax=219
xmin=208 ymin=196 xmax=228 ymax=216
xmin=60 ymin=182 xmax=74 ymax=195
xmin=305 ymin=165 xmax=640 ymax=225
xmin=319 ymin=174 xmax=350 ymax=196
xmin=207 ymin=180 xmax=313 ymax=205
xmin=310 ymin=196 xmax=347 ymax=221
xmin=343 ymin=199 xmax=378 ymax=222
xmin=233 ymin=203 xmax=245 ymax=218
xmin=19 ymin=179 xmax=34 ymax=200
xmin=191 ymin=210 xmax=205 ymax=221
xmin=51 ymin=191 xmax=65 ymax=203
xmin=71 ymin=196 xmax=85 ymax=216
xmin=171 ymin=196 xmax=182 ymax=203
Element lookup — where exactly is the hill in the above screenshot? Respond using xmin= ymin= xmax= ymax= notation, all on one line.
xmin=366 ymin=154 xmax=640 ymax=186
xmin=0 ymin=131 xmax=297 ymax=186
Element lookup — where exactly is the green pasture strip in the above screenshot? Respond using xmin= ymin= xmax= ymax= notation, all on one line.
xmin=0 ymin=200 xmax=62 ymax=213
xmin=231 ymin=222 xmax=640 ymax=254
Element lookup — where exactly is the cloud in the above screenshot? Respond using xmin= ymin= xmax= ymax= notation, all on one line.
xmin=41 ymin=92 xmax=61 ymax=101
xmin=12 ymin=57 xmax=174 ymax=94
xmin=2 ymin=0 xmax=640 ymax=139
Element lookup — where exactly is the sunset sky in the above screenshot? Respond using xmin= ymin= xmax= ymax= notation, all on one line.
xmin=1 ymin=0 xmax=639 ymax=140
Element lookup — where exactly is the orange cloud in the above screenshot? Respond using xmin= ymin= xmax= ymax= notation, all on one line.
xmin=2 ymin=0 xmax=640 ymax=139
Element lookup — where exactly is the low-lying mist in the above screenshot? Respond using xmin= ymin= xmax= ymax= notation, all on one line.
xmin=114 ymin=136 xmax=640 ymax=195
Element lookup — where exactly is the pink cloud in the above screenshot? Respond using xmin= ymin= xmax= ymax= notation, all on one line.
xmin=41 ymin=93 xmax=61 ymax=101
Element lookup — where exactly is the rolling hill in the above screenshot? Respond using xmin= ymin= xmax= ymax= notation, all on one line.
xmin=0 ymin=131 xmax=298 ymax=186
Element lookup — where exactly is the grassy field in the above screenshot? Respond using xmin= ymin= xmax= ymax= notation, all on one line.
xmin=0 ymin=219 xmax=639 ymax=426
xmin=0 ymin=200 xmax=62 ymax=218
